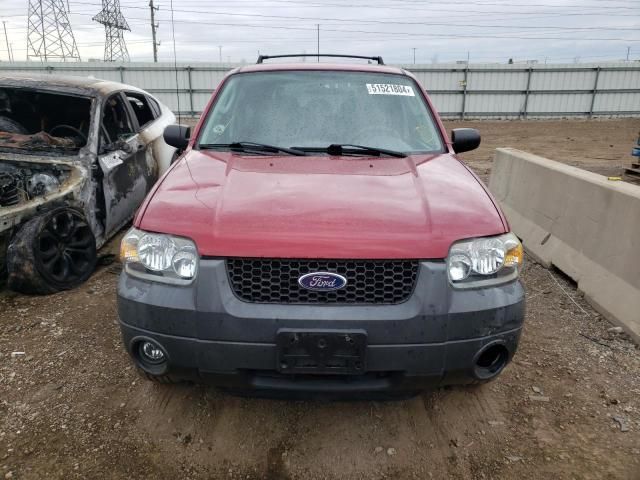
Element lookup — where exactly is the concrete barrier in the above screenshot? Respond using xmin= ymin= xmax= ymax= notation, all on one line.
xmin=489 ymin=148 xmax=640 ymax=342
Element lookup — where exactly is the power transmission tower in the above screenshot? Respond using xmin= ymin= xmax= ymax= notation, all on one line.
xmin=27 ymin=0 xmax=81 ymax=61
xmin=149 ymin=0 xmax=159 ymax=62
xmin=93 ymin=0 xmax=130 ymax=62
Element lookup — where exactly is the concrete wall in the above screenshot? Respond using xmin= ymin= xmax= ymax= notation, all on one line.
xmin=1 ymin=61 xmax=639 ymax=118
xmin=489 ymin=148 xmax=640 ymax=342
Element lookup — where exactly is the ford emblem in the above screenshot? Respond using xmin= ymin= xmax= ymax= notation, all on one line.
xmin=298 ymin=272 xmax=347 ymax=291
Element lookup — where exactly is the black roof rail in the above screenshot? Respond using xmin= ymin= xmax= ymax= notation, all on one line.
xmin=256 ymin=54 xmax=385 ymax=65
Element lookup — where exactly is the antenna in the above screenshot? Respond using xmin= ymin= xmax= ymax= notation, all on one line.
xmin=27 ymin=0 xmax=81 ymax=61
xmin=2 ymin=21 xmax=12 ymax=62
xmin=169 ymin=0 xmax=181 ymax=123
xmin=93 ymin=0 xmax=130 ymax=62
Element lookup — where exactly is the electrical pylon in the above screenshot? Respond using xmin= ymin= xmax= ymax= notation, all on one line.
xmin=27 ymin=0 xmax=81 ymax=61
xmin=93 ymin=0 xmax=130 ymax=62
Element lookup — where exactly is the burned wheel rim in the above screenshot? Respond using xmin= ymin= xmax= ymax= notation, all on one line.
xmin=35 ymin=209 xmax=96 ymax=286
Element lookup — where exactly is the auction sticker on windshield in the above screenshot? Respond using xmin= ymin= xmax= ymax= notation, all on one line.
xmin=366 ymin=83 xmax=415 ymax=96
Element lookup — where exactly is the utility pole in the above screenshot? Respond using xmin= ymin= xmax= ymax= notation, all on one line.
xmin=149 ymin=0 xmax=159 ymax=62
xmin=412 ymin=47 xmax=416 ymax=64
xmin=316 ymin=24 xmax=319 ymax=62
xmin=2 ymin=21 xmax=12 ymax=62
xmin=218 ymin=45 xmax=222 ymax=63
xmin=627 ymin=46 xmax=631 ymax=62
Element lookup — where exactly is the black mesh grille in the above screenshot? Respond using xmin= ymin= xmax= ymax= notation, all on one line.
xmin=226 ymin=259 xmax=419 ymax=304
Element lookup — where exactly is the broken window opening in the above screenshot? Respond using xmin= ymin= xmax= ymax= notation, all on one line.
xmin=0 ymin=88 xmax=92 ymax=155
xmin=126 ymin=92 xmax=157 ymax=129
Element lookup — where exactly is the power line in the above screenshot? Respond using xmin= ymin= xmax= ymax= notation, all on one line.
xmin=28 ymin=9 xmax=638 ymax=43
xmin=65 ymin=2 xmax=640 ymax=31
xmin=66 ymin=13 xmax=640 ymax=42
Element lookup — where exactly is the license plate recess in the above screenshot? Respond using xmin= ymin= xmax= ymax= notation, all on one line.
xmin=276 ymin=329 xmax=367 ymax=375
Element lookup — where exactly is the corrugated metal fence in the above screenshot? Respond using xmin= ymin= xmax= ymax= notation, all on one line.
xmin=1 ymin=61 xmax=639 ymax=119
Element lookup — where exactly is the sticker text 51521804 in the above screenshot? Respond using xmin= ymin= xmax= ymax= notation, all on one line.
xmin=366 ymin=83 xmax=415 ymax=96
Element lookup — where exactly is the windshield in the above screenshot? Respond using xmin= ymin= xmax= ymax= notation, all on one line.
xmin=0 ymin=87 xmax=92 ymax=155
xmin=198 ymin=71 xmax=444 ymax=154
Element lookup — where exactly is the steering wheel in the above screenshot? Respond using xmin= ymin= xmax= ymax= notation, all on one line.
xmin=49 ymin=125 xmax=87 ymax=144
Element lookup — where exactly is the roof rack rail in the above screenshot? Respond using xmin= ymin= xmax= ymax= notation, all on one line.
xmin=256 ymin=54 xmax=385 ymax=65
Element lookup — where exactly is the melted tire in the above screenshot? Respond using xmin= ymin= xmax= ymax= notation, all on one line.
xmin=7 ymin=208 xmax=97 ymax=295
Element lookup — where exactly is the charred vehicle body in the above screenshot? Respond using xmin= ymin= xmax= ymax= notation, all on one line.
xmin=0 ymin=75 xmax=176 ymax=293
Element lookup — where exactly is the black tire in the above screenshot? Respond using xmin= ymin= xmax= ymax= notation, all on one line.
xmin=6 ymin=208 xmax=97 ymax=295
xmin=0 ymin=115 xmax=28 ymax=134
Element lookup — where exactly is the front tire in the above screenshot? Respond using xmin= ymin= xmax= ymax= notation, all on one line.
xmin=7 ymin=208 xmax=97 ymax=294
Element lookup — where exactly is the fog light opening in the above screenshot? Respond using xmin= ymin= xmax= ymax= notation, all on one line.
xmin=474 ymin=344 xmax=509 ymax=380
xmin=136 ymin=340 xmax=167 ymax=367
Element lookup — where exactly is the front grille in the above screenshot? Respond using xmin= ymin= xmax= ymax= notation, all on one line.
xmin=226 ymin=258 xmax=419 ymax=304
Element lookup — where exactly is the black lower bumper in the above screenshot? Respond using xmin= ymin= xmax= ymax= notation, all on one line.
xmin=120 ymin=320 xmax=522 ymax=394
xmin=117 ymin=259 xmax=525 ymax=395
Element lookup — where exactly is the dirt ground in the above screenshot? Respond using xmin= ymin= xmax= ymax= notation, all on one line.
xmin=1 ymin=120 xmax=639 ymax=480
xmin=449 ymin=118 xmax=640 ymax=184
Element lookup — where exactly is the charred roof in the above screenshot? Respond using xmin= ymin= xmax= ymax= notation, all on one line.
xmin=0 ymin=73 xmax=146 ymax=97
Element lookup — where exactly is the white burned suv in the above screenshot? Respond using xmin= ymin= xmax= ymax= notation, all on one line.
xmin=0 ymin=74 xmax=176 ymax=293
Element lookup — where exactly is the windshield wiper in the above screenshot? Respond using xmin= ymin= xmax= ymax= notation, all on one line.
xmin=294 ymin=144 xmax=407 ymax=158
xmin=199 ymin=141 xmax=306 ymax=156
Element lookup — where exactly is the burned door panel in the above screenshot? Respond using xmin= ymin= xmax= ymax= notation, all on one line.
xmin=99 ymin=93 xmax=158 ymax=238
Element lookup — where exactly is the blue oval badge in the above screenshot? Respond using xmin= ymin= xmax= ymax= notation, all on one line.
xmin=298 ymin=272 xmax=347 ymax=291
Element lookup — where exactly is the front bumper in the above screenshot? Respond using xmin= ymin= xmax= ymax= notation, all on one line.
xmin=117 ymin=260 xmax=525 ymax=394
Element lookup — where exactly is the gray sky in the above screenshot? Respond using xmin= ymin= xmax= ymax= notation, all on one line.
xmin=1 ymin=0 xmax=639 ymax=64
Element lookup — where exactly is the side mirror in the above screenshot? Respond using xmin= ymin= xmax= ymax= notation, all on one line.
xmin=451 ymin=128 xmax=481 ymax=153
xmin=163 ymin=124 xmax=191 ymax=150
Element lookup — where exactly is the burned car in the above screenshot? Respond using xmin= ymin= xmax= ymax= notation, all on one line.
xmin=0 ymin=75 xmax=176 ymax=294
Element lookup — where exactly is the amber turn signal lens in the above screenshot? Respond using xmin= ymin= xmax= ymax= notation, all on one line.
xmin=504 ymin=242 xmax=523 ymax=268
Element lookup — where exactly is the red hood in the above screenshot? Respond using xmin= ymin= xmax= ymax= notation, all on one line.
xmin=136 ymin=150 xmax=506 ymax=259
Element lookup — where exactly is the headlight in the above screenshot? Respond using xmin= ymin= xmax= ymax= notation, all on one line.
xmin=120 ymin=228 xmax=198 ymax=284
xmin=447 ymin=233 xmax=523 ymax=288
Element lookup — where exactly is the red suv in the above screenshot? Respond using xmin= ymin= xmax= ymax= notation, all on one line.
xmin=117 ymin=55 xmax=525 ymax=396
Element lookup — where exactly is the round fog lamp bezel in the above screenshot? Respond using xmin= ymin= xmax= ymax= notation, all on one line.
xmin=138 ymin=341 xmax=167 ymax=365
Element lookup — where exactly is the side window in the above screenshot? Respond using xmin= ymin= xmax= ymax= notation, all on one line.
xmin=126 ymin=92 xmax=155 ymax=129
xmin=102 ymin=93 xmax=135 ymax=145
xmin=147 ymin=95 xmax=161 ymax=118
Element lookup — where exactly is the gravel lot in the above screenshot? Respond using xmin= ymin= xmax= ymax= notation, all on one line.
xmin=1 ymin=119 xmax=639 ymax=479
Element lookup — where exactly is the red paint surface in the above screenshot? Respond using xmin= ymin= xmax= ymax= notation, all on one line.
xmin=135 ymin=63 xmax=508 ymax=259
xmin=137 ymin=151 xmax=506 ymax=259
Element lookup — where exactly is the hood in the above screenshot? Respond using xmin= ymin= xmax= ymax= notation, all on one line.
xmin=137 ymin=150 xmax=507 ymax=259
